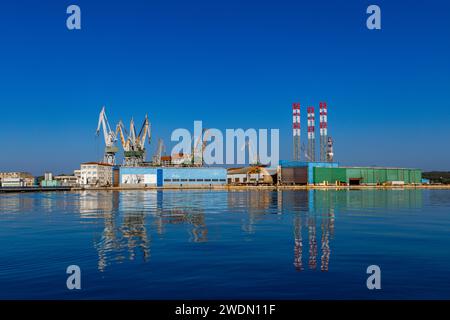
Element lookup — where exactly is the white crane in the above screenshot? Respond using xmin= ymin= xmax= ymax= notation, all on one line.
xmin=96 ymin=106 xmax=118 ymax=165
xmin=153 ymin=139 xmax=165 ymax=165
xmin=240 ymin=139 xmax=259 ymax=166
xmin=116 ymin=114 xmax=152 ymax=167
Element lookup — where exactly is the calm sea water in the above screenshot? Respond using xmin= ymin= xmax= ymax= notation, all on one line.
xmin=0 ymin=189 xmax=449 ymax=300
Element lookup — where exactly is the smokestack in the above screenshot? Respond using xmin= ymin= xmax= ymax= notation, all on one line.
xmin=319 ymin=102 xmax=328 ymax=162
xmin=292 ymin=102 xmax=301 ymax=161
xmin=307 ymin=106 xmax=316 ymax=162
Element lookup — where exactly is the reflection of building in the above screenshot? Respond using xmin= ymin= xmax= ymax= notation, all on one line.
xmin=80 ymin=162 xmax=113 ymax=187
xmin=80 ymin=192 xmax=151 ymax=272
xmin=227 ymin=191 xmax=276 ymax=233
xmin=153 ymin=191 xmax=209 ymax=242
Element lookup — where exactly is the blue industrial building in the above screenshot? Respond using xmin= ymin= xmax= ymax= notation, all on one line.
xmin=279 ymin=161 xmax=339 ymax=185
xmin=163 ymin=168 xmax=227 ymax=186
xmin=118 ymin=167 xmax=227 ymax=187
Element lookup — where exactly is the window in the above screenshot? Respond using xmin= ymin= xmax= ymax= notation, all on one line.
xmin=164 ymin=179 xmax=171 ymax=182
xmin=204 ymin=179 xmax=211 ymax=182
xmin=172 ymin=179 xmax=180 ymax=182
xmin=212 ymin=179 xmax=218 ymax=182
xmin=196 ymin=179 xmax=203 ymax=182
xmin=189 ymin=179 xmax=195 ymax=182
xmin=181 ymin=179 xmax=188 ymax=182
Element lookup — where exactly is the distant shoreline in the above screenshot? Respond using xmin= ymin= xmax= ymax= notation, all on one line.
xmin=2 ymin=185 xmax=450 ymax=193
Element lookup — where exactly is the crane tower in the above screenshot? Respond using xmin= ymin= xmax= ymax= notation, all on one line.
xmin=96 ymin=106 xmax=119 ymax=165
xmin=116 ymin=115 xmax=152 ymax=167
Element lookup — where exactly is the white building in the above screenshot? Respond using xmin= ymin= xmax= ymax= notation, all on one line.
xmin=79 ymin=162 xmax=113 ymax=187
xmin=227 ymin=166 xmax=275 ymax=185
xmin=1 ymin=178 xmax=26 ymax=187
xmin=54 ymin=175 xmax=79 ymax=187
xmin=0 ymin=172 xmax=35 ymax=187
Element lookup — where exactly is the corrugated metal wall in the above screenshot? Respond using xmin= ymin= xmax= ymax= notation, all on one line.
xmin=279 ymin=161 xmax=339 ymax=184
xmin=119 ymin=167 xmax=161 ymax=186
xmin=163 ymin=168 xmax=227 ymax=186
xmin=313 ymin=167 xmax=422 ymax=185
xmin=281 ymin=167 xmax=308 ymax=185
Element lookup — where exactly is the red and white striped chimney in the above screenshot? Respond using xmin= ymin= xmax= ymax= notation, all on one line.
xmin=307 ymin=106 xmax=315 ymax=162
xmin=292 ymin=102 xmax=301 ymax=161
xmin=319 ymin=102 xmax=328 ymax=162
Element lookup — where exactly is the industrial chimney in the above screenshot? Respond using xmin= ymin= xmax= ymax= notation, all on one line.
xmin=319 ymin=102 xmax=328 ymax=162
xmin=292 ymin=103 xmax=301 ymax=161
xmin=326 ymin=136 xmax=334 ymax=162
xmin=307 ymin=106 xmax=316 ymax=162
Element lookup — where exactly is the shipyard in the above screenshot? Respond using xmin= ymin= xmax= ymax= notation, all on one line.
xmin=1 ymin=0 xmax=450 ymax=307
xmin=0 ymin=102 xmax=441 ymax=192
xmin=0 ymin=98 xmax=441 ymax=194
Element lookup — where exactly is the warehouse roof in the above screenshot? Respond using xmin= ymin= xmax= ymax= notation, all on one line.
xmin=81 ymin=162 xmax=114 ymax=166
xmin=337 ymin=166 xmax=420 ymax=170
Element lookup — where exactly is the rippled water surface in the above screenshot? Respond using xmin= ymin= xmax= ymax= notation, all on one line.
xmin=0 ymin=189 xmax=449 ymax=299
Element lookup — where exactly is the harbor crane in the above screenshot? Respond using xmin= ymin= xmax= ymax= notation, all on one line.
xmin=191 ymin=128 xmax=210 ymax=166
xmin=240 ymin=139 xmax=260 ymax=166
xmin=96 ymin=106 xmax=119 ymax=165
xmin=153 ymin=139 xmax=166 ymax=166
xmin=116 ymin=114 xmax=152 ymax=167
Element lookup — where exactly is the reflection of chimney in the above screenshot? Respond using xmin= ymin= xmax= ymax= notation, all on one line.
xmin=293 ymin=216 xmax=303 ymax=271
xmin=321 ymin=216 xmax=330 ymax=272
xmin=319 ymin=102 xmax=328 ymax=162
xmin=307 ymin=106 xmax=316 ymax=162
xmin=292 ymin=103 xmax=301 ymax=161
xmin=308 ymin=217 xmax=317 ymax=270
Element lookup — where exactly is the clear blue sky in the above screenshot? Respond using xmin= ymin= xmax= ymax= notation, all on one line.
xmin=0 ymin=0 xmax=449 ymax=175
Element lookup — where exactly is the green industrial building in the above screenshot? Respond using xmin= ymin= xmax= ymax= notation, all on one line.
xmin=313 ymin=167 xmax=422 ymax=186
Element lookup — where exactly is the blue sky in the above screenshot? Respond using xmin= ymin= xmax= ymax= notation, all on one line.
xmin=0 ymin=0 xmax=449 ymax=175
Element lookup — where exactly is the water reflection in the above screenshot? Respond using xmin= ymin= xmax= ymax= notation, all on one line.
xmin=0 ymin=189 xmax=424 ymax=273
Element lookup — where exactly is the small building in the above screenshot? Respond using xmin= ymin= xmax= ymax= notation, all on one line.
xmin=80 ymin=162 xmax=114 ymax=187
xmin=227 ymin=166 xmax=275 ymax=185
xmin=1 ymin=178 xmax=26 ymax=187
xmin=40 ymin=172 xmax=60 ymax=187
xmin=54 ymin=175 xmax=79 ymax=187
xmin=0 ymin=172 xmax=35 ymax=187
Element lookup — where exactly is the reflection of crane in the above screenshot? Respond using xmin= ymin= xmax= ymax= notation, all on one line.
xmin=96 ymin=106 xmax=119 ymax=165
xmin=116 ymin=115 xmax=152 ymax=166
xmin=153 ymin=139 xmax=165 ymax=166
